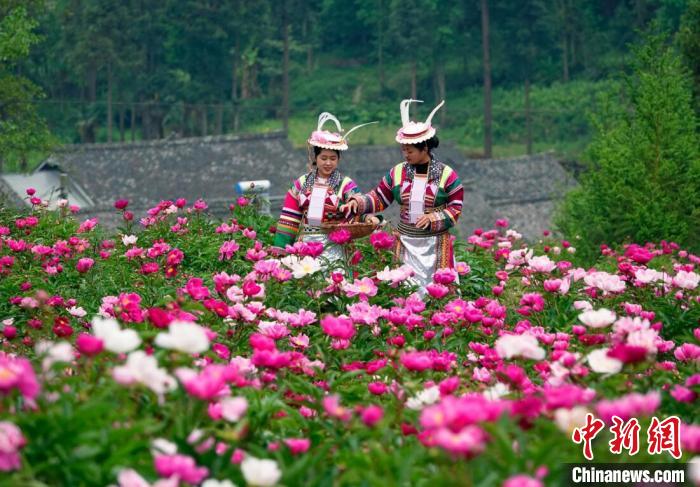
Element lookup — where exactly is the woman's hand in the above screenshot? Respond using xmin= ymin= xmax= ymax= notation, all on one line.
xmin=415 ymin=214 xmax=432 ymax=230
xmin=340 ymin=197 xmax=359 ymax=217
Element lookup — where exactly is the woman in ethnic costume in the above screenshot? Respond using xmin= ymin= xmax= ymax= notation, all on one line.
xmin=272 ymin=113 xmax=376 ymax=262
xmin=341 ymin=99 xmax=464 ymax=289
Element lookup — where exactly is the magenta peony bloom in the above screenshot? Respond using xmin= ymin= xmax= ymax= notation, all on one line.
xmin=320 ymin=315 xmax=356 ymax=340
xmin=674 ymin=343 xmax=700 ymax=363
xmin=595 ymin=391 xmax=660 ymax=423
xmin=426 ymin=283 xmax=450 ymax=299
xmin=76 ymin=333 xmax=104 ymax=357
xmin=284 ymin=438 xmax=311 ymax=455
xmin=369 ymin=231 xmax=395 ymax=250
xmin=503 ymin=475 xmax=543 ymax=487
xmin=361 ymin=405 xmax=384 ymax=427
xmin=114 ymin=199 xmax=129 ymax=210
xmin=0 ymin=354 xmax=40 ymax=400
xmin=154 ymin=454 xmax=208 ymax=484
xmin=328 ymin=228 xmax=352 ymax=245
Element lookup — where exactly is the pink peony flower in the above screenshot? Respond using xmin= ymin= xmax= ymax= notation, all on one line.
xmin=320 ymin=315 xmax=356 ymax=340
xmin=595 ymin=391 xmax=660 ymax=423
xmin=0 ymin=354 xmax=40 ymax=400
xmin=76 ymin=258 xmax=95 ymax=273
xmin=503 ymin=475 xmax=543 ymax=487
xmin=342 ymin=277 xmax=378 ymax=300
xmin=400 ymin=351 xmax=433 ymax=371
xmin=0 ymin=422 xmax=26 ymax=471
xmin=361 ymin=405 xmax=384 ymax=427
xmin=433 ymin=268 xmax=458 ymax=285
xmin=322 ymin=394 xmax=352 ymax=421
xmin=114 ymin=199 xmax=129 ymax=210
xmin=76 ymin=333 xmax=104 ymax=356
xmin=284 ymin=438 xmax=311 ymax=455
xmin=426 ymin=283 xmax=450 ymax=299
xmin=154 ymin=454 xmax=208 ymax=484
xmin=218 ymin=240 xmax=240 ymax=261
xmin=675 ymin=343 xmax=700 ymax=363
xmin=328 ymin=228 xmax=352 ymax=245
xmin=369 ymin=231 xmax=395 ymax=250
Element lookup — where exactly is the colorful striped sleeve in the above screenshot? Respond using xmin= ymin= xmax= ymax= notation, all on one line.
xmin=339 ymin=177 xmax=359 ymax=201
xmin=273 ymin=177 xmax=304 ymax=248
xmin=430 ymin=166 xmax=464 ymax=233
xmin=357 ymin=164 xmax=400 ymax=215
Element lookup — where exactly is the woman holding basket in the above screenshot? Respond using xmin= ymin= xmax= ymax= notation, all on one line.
xmin=272 ymin=113 xmax=377 ymax=262
xmin=341 ymin=99 xmax=464 ymax=289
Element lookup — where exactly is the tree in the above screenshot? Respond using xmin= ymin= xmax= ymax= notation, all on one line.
xmin=678 ymin=0 xmax=700 ymax=113
xmin=555 ymin=32 xmax=700 ymax=263
xmin=481 ymin=0 xmax=492 ymax=158
xmin=0 ymin=1 xmax=52 ymax=171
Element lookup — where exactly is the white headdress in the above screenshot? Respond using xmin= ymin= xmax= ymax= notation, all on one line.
xmin=395 ymin=99 xmax=445 ymax=144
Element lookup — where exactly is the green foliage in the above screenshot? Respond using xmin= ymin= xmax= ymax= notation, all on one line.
xmin=0 ymin=198 xmax=698 ymax=486
xmin=7 ymin=0 xmax=692 ymax=151
xmin=678 ymin=0 xmax=700 ymax=111
xmin=0 ymin=4 xmax=53 ymax=170
xmin=555 ymin=32 xmax=700 ymax=264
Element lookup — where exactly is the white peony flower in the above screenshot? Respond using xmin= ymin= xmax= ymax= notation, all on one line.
xmin=405 ymin=386 xmax=440 ymax=410
xmin=578 ymin=308 xmax=616 ymax=328
xmin=68 ymin=306 xmax=87 ymax=318
xmin=112 ymin=351 xmax=177 ymax=395
xmin=688 ymin=457 xmax=700 ymax=486
xmin=201 ymin=480 xmax=237 ymax=487
xmin=220 ymin=396 xmax=248 ymax=422
xmin=151 ymin=438 xmax=178 ymax=456
xmin=483 ymin=382 xmax=510 ymax=400
xmin=586 ymin=348 xmax=623 ymax=374
xmin=91 ymin=316 xmax=141 ymax=353
xmin=36 ymin=340 xmax=74 ymax=371
xmin=240 ymin=456 xmax=282 ymax=487
xmin=528 ymin=255 xmax=557 ymax=273
xmin=154 ymin=321 xmax=209 ymax=354
xmin=290 ymin=256 xmax=322 ymax=279
xmin=572 ymin=300 xmax=593 ymax=311
xmin=672 ymin=270 xmax=699 ymax=290
xmin=495 ymin=333 xmax=545 ymax=360
xmin=121 ymin=234 xmax=138 ymax=246
xmin=583 ymin=271 xmax=626 ymax=293
xmin=554 ymin=406 xmax=590 ymax=434
xmin=635 ymin=268 xmax=664 ymax=284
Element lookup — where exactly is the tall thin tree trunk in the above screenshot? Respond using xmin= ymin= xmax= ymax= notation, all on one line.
xmin=216 ymin=104 xmax=223 ymax=135
xmin=378 ymin=0 xmax=385 ymax=94
xmin=87 ymin=65 xmax=97 ymax=102
xmin=410 ymin=59 xmax=417 ymax=100
xmin=281 ymin=0 xmax=290 ymax=133
xmin=107 ymin=64 xmax=113 ymax=143
xmin=481 ymin=0 xmax=493 ymax=158
xmin=201 ymin=105 xmax=208 ymax=136
xmin=119 ymin=104 xmax=125 ymax=142
xmin=131 ymin=103 xmax=136 ymax=142
xmin=436 ymin=61 xmax=446 ymax=125
xmin=525 ymin=79 xmax=533 ymax=155
xmin=561 ymin=33 xmax=569 ymax=82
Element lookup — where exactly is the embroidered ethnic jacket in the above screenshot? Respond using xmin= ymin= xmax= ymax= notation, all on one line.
xmin=357 ymin=160 xmax=464 ymax=233
xmin=273 ymin=170 xmax=359 ymax=248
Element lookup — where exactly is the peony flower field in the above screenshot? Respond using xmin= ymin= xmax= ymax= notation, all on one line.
xmin=0 ymin=190 xmax=698 ymax=487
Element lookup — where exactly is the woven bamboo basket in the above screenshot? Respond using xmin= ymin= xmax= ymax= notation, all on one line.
xmin=321 ymin=216 xmax=378 ymax=239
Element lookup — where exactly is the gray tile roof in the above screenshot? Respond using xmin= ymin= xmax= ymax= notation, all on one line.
xmin=1 ymin=132 xmax=575 ymax=240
